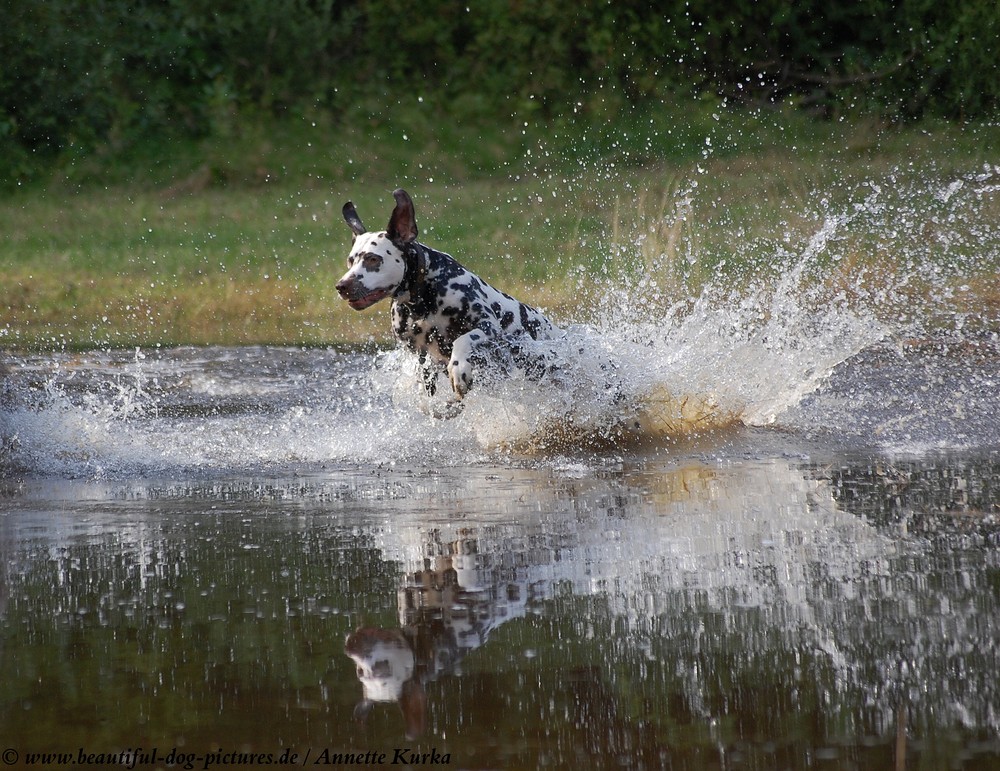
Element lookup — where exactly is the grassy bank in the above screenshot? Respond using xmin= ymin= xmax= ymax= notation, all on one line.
xmin=3 ymin=102 xmax=999 ymax=350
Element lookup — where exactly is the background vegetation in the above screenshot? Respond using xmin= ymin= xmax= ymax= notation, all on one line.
xmin=1 ymin=1 xmax=998 ymax=349
xmin=3 ymin=0 xmax=998 ymax=180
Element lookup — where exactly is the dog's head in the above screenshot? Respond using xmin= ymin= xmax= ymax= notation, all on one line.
xmin=345 ymin=626 xmax=426 ymax=740
xmin=335 ymin=189 xmax=418 ymax=310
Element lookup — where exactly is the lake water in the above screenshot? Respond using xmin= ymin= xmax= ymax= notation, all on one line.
xmin=1 ymin=333 xmax=998 ymax=770
xmin=2 ymin=170 xmax=999 ymax=770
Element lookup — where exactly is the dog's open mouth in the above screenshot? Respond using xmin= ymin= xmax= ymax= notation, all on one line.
xmin=345 ymin=288 xmax=391 ymax=310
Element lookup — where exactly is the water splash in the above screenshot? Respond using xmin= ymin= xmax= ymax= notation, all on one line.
xmin=600 ymin=194 xmax=889 ymax=428
xmin=551 ymin=164 xmax=999 ymax=440
xmin=450 ymin=182 xmax=893 ymax=450
xmin=2 ymin=349 xmax=160 ymax=476
xmin=354 ymin=163 xmax=994 ymax=454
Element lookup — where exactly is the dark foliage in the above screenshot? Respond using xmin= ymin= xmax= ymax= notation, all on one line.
xmin=1 ymin=0 xmax=997 ymax=174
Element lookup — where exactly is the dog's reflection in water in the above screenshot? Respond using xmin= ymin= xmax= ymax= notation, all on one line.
xmin=345 ymin=534 xmax=534 ymax=739
xmin=344 ymin=626 xmax=427 ymax=740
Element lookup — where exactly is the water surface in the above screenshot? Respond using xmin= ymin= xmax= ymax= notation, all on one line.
xmin=1 ymin=340 xmax=998 ymax=770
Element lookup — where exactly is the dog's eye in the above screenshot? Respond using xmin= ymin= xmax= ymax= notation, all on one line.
xmin=363 ymin=254 xmax=383 ymax=270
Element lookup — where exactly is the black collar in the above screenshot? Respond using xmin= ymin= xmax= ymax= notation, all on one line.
xmin=399 ymin=243 xmax=427 ymax=300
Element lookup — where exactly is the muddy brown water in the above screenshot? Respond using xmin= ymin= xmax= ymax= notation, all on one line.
xmin=1 ymin=342 xmax=998 ymax=770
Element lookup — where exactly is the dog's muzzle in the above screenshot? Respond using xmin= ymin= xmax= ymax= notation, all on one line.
xmin=336 ymin=278 xmax=390 ymax=310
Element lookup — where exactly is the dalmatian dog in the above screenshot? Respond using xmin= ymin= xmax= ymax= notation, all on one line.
xmin=335 ymin=189 xmax=557 ymax=407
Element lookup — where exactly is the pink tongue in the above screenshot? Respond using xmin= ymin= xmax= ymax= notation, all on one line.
xmin=352 ymin=290 xmax=385 ymax=309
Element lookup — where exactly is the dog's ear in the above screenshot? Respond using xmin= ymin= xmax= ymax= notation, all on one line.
xmin=387 ymin=188 xmax=418 ymax=244
xmin=343 ymin=202 xmax=366 ymax=236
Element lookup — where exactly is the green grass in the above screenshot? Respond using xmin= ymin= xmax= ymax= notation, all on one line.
xmin=3 ymin=99 xmax=999 ymax=350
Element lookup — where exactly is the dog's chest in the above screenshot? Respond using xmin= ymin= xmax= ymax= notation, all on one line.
xmin=391 ymin=305 xmax=455 ymax=363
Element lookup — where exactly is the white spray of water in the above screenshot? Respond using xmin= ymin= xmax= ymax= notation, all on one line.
xmin=604 ymin=207 xmax=888 ymax=428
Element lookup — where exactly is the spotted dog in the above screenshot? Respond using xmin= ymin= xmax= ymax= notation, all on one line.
xmin=335 ymin=189 xmax=557 ymax=405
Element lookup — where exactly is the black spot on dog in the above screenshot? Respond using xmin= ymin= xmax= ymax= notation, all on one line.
xmin=520 ymin=304 xmax=545 ymax=339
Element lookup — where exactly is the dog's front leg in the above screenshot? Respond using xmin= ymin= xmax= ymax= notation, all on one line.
xmin=448 ymin=325 xmax=498 ymax=399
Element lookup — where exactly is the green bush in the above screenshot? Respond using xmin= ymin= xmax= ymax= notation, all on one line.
xmin=887 ymin=1 xmax=1000 ymax=119
xmin=1 ymin=0 xmax=997 ymax=183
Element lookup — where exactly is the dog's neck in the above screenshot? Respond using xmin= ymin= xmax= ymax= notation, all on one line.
xmin=395 ymin=243 xmax=428 ymax=303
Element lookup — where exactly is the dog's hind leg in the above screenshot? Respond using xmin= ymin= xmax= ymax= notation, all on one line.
xmin=418 ymin=351 xmax=439 ymax=396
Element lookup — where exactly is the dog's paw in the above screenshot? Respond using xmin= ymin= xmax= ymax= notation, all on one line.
xmin=431 ymin=400 xmax=465 ymax=420
xmin=448 ymin=357 xmax=473 ymax=398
